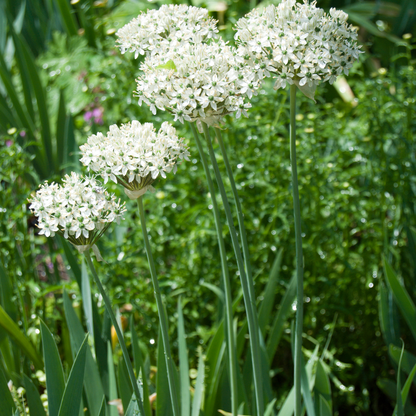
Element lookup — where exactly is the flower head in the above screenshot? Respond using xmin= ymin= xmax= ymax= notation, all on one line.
xmin=234 ymin=0 xmax=362 ymax=99
xmin=80 ymin=121 xmax=190 ymax=198
xmin=28 ymin=173 xmax=126 ymax=246
xmin=116 ymin=4 xmax=218 ymax=58
xmin=135 ymin=39 xmax=261 ymax=127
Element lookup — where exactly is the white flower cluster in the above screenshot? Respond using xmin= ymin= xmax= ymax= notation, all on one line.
xmin=135 ymin=39 xmax=261 ymax=125
xmin=234 ymin=0 xmax=361 ymax=96
xmin=80 ymin=121 xmax=190 ymax=193
xmin=28 ymin=173 xmax=126 ymax=245
xmin=116 ymin=4 xmax=218 ymax=58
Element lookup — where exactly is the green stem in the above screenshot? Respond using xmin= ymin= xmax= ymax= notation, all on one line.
xmin=214 ymin=128 xmax=252 ymax=286
xmin=137 ymin=197 xmax=180 ymax=416
xmin=84 ymin=252 xmax=146 ymax=416
xmin=290 ymin=84 xmax=304 ymax=416
xmin=190 ymin=123 xmax=238 ymax=416
xmin=202 ymin=123 xmax=264 ymax=416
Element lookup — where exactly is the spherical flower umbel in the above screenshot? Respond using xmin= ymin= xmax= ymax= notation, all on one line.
xmin=234 ymin=0 xmax=362 ymax=100
xmin=80 ymin=121 xmax=190 ymax=199
xmin=28 ymin=173 xmax=126 ymax=247
xmin=116 ymin=4 xmax=218 ymax=58
xmin=135 ymin=39 xmax=261 ymax=127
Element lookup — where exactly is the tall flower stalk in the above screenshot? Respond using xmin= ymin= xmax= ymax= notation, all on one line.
xmin=28 ymin=174 xmax=147 ymax=415
xmin=190 ymin=123 xmax=238 ymax=416
xmin=137 ymin=196 xmax=180 ymax=416
xmin=234 ymin=1 xmax=362 ymax=413
xmin=290 ymin=85 xmax=304 ymax=415
xmin=80 ymin=120 xmax=189 ymax=416
xmin=202 ymin=123 xmax=264 ymax=416
xmin=84 ymin=252 xmax=147 ymax=416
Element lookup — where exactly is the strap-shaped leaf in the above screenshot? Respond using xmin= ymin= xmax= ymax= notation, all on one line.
xmin=57 ymin=335 xmax=88 ymax=416
xmin=23 ymin=374 xmax=46 ymax=416
xmin=191 ymin=349 xmax=205 ymax=416
xmin=383 ymin=257 xmax=416 ymax=342
xmin=178 ymin=298 xmax=190 ymax=416
xmin=41 ymin=320 xmax=65 ymax=416
xmin=0 ymin=304 xmax=42 ymax=369
xmin=131 ymin=316 xmax=151 ymax=416
xmin=0 ymin=367 xmax=15 ymax=416
xmin=63 ymin=290 xmax=105 ymax=416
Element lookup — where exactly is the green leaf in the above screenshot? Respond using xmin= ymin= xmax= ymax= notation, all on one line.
xmin=0 ymin=263 xmax=16 ymax=321
xmin=319 ymin=397 xmax=332 ymax=416
xmin=156 ymin=59 xmax=177 ymax=71
xmin=178 ymin=298 xmax=190 ymax=416
xmin=56 ymin=0 xmax=78 ymax=37
xmin=57 ymin=335 xmax=88 ymax=416
xmin=277 ymin=347 xmax=318 ymax=416
xmin=266 ymin=274 xmax=296 ymax=364
xmin=383 ymin=257 xmax=416 ymax=342
xmin=258 ymin=248 xmax=283 ymax=335
xmin=264 ymin=398 xmax=277 ymax=416
xmin=192 ymin=349 xmax=205 ymax=416
xmin=23 ymin=374 xmax=46 ymax=416
xmin=0 ymin=304 xmax=42 ymax=368
xmin=314 ymin=360 xmax=331 ymax=416
xmin=389 ymin=345 xmax=416 ymax=377
xmin=395 ymin=341 xmax=405 ymax=416
xmin=204 ymin=321 xmax=226 ymax=416
xmin=41 ymin=320 xmax=66 ymax=416
xmin=118 ymin=357 xmax=133 ymax=412
xmin=17 ymin=33 xmax=55 ymax=173
xmin=107 ymin=340 xmax=119 ymax=416
xmin=396 ymin=363 xmax=416 ymax=415
xmin=379 ymin=281 xmax=401 ymax=348
xmin=63 ymin=290 xmax=105 ymax=416
xmin=131 ymin=316 xmax=151 ymax=416
xmin=201 ymin=282 xmax=225 ymax=304
xmin=156 ymin=328 xmax=173 ymax=416
xmin=56 ymin=90 xmax=67 ymax=167
xmin=0 ymin=367 xmax=15 ymax=416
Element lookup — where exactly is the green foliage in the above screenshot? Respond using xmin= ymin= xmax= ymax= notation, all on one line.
xmin=1 ymin=1 xmax=416 ymax=415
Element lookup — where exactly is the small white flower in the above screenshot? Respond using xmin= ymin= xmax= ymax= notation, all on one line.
xmin=135 ymin=39 xmax=261 ymax=126
xmin=28 ymin=173 xmax=125 ymax=246
xmin=80 ymin=121 xmax=190 ymax=193
xmin=116 ymin=5 xmax=218 ymax=58
xmin=234 ymin=0 xmax=362 ymax=97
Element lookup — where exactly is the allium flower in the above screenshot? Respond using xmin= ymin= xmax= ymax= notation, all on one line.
xmin=80 ymin=121 xmax=190 ymax=199
xmin=234 ymin=0 xmax=362 ymax=100
xmin=116 ymin=4 xmax=218 ymax=58
xmin=28 ymin=173 xmax=125 ymax=250
xmin=135 ymin=39 xmax=262 ymax=127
